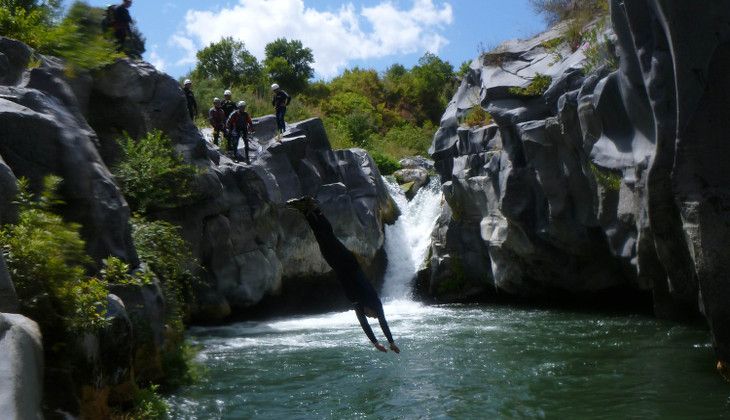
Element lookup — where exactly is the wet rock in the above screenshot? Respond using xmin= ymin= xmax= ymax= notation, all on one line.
xmin=393 ymin=168 xmax=429 ymax=200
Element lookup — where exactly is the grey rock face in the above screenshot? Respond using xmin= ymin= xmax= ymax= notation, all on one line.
xmin=0 ymin=37 xmax=31 ymax=86
xmin=427 ymin=0 xmax=730 ymax=364
xmin=0 ymin=313 xmax=43 ymax=420
xmin=0 ymin=45 xmax=138 ymax=267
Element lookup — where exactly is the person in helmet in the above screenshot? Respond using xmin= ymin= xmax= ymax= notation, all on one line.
xmin=208 ymin=97 xmax=226 ymax=146
xmin=286 ymin=196 xmax=400 ymax=354
xmin=271 ymin=83 xmax=291 ymax=133
xmin=226 ymin=100 xmax=255 ymax=163
xmin=182 ymin=79 xmax=198 ymax=121
xmin=221 ymin=89 xmax=237 ymax=119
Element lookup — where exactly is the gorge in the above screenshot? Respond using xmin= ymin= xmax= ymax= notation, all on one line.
xmin=2 ymin=0 xmax=730 ymax=418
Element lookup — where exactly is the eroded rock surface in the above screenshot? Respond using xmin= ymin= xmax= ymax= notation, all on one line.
xmin=426 ymin=0 xmax=730 ymax=364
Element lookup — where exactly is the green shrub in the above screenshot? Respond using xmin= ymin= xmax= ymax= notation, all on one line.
xmin=461 ymin=106 xmax=492 ymax=127
xmin=101 ymin=256 xmax=153 ymax=286
xmin=371 ymin=151 xmax=401 ymax=175
xmin=0 ymin=1 xmax=123 ymax=73
xmin=131 ymin=216 xmax=196 ymax=334
xmin=508 ymin=73 xmax=553 ymax=97
xmin=128 ymin=385 xmax=169 ymax=420
xmin=0 ymin=176 xmax=109 ymax=334
xmin=161 ymin=341 xmax=203 ymax=390
xmin=114 ymin=130 xmax=200 ymax=213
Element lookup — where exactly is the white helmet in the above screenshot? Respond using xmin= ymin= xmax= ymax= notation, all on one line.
xmin=271 ymin=83 xmax=279 ymax=91
xmin=223 ymin=89 xmax=232 ymax=96
xmin=237 ymin=100 xmax=247 ymax=109
xmin=183 ymin=79 xmax=192 ymax=86
xmin=213 ymin=97 xmax=221 ymax=104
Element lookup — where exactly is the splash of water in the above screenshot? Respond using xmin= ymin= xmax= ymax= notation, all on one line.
xmin=381 ymin=177 xmax=443 ymax=301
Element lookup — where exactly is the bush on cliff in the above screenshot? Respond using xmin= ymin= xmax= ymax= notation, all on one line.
xmin=0 ymin=176 xmax=110 ymax=335
xmin=114 ymin=130 xmax=200 ymax=213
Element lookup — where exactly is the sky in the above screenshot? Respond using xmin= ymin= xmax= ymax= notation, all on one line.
xmin=80 ymin=0 xmax=547 ymax=80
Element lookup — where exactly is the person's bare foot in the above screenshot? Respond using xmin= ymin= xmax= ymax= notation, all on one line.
xmin=374 ymin=342 xmax=387 ymax=353
xmin=389 ymin=342 xmax=400 ymax=354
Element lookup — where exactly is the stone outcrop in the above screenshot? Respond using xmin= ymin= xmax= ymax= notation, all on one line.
xmin=0 ymin=313 xmax=43 ymax=420
xmin=426 ymin=0 xmax=730 ymax=366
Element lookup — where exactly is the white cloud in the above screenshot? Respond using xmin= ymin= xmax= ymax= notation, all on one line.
xmin=169 ymin=34 xmax=197 ymax=66
xmin=173 ymin=0 xmax=453 ymax=78
xmin=147 ymin=48 xmax=166 ymax=72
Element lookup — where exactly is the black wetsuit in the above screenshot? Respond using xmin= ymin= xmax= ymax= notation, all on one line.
xmin=113 ymin=4 xmax=132 ymax=52
xmin=303 ymin=208 xmax=395 ymax=345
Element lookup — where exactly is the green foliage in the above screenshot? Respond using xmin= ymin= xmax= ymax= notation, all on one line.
xmin=128 ymin=385 xmax=169 ymax=420
xmin=264 ymin=38 xmax=314 ymax=95
xmin=101 ymin=256 xmax=153 ymax=286
xmin=583 ymin=20 xmax=618 ymax=74
xmin=590 ymin=162 xmax=622 ymax=192
xmin=529 ymin=0 xmax=608 ymax=25
xmin=131 ymin=216 xmax=196 ymax=334
xmin=508 ymin=73 xmax=552 ymax=97
xmin=194 ymin=37 xmax=263 ymax=88
xmin=0 ymin=176 xmax=109 ymax=335
xmin=113 ymin=130 xmax=200 ymax=213
xmin=161 ymin=341 xmax=203 ymax=390
xmin=370 ymin=123 xmax=434 ymax=157
xmin=461 ymin=106 xmax=492 ymax=127
xmin=457 ymin=60 xmax=472 ymax=79
xmin=370 ymin=151 xmax=401 ymax=176
xmin=0 ymin=1 xmax=124 ymax=73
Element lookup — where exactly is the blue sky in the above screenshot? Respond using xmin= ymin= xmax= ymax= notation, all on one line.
xmin=82 ymin=0 xmax=546 ymax=79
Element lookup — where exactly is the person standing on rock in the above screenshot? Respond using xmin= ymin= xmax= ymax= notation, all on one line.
xmin=226 ymin=101 xmax=255 ymax=163
xmin=111 ymin=0 xmax=133 ymax=52
xmin=183 ymin=79 xmax=198 ymax=122
xmin=287 ymin=197 xmax=401 ymax=354
xmin=221 ymin=90 xmax=237 ymax=119
xmin=208 ymin=97 xmax=226 ymax=146
xmin=271 ymin=83 xmax=290 ymax=134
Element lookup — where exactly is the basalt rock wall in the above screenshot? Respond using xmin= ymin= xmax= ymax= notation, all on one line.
xmin=426 ymin=1 xmax=730 ymax=365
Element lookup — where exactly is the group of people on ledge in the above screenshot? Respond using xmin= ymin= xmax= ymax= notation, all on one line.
xmin=182 ymin=80 xmax=291 ymax=164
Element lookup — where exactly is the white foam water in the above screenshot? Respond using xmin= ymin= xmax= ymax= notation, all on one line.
xmin=381 ymin=176 xmax=443 ymax=302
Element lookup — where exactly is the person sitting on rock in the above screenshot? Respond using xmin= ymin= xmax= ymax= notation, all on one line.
xmin=208 ymin=97 xmax=226 ymax=146
xmin=271 ymin=83 xmax=291 ymax=134
xmin=221 ymin=90 xmax=237 ymax=119
xmin=183 ymin=79 xmax=198 ymax=121
xmin=225 ymin=101 xmax=255 ymax=163
xmin=286 ymin=196 xmax=400 ymax=354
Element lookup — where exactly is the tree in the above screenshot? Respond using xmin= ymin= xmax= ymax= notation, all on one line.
xmin=194 ymin=37 xmax=263 ymax=88
xmin=410 ymin=53 xmax=456 ymax=124
xmin=263 ymin=38 xmax=314 ymax=95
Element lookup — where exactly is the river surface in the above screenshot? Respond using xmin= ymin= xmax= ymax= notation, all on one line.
xmin=168 ymin=178 xmax=730 ymax=419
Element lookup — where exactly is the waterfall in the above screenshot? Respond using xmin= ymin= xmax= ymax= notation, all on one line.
xmin=381 ymin=177 xmax=443 ymax=301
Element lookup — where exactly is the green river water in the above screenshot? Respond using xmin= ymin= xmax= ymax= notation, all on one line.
xmin=168 ymin=301 xmax=729 ymax=419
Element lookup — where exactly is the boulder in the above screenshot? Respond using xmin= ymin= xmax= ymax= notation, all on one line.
xmin=0 ymin=254 xmax=18 ymax=313
xmin=0 ymin=313 xmax=43 ymax=420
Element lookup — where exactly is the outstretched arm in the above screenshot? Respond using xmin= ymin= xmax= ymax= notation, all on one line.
xmin=355 ymin=307 xmax=386 ymax=352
